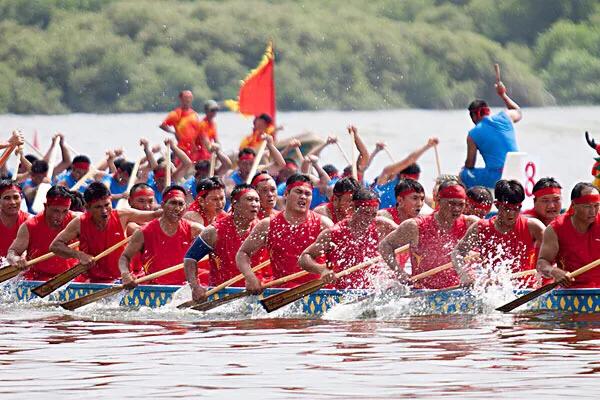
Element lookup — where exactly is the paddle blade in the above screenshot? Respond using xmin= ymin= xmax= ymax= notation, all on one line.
xmin=31 ymin=263 xmax=89 ymax=298
xmin=0 ymin=265 xmax=20 ymax=284
xmin=191 ymin=290 xmax=250 ymax=312
xmin=60 ymin=286 xmax=124 ymax=311
xmin=496 ymin=281 xmax=560 ymax=313
xmin=260 ymin=279 xmax=325 ymax=313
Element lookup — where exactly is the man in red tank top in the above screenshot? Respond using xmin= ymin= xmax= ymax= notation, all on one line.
xmin=522 ymin=177 xmax=563 ymax=226
xmin=452 ymin=180 xmax=544 ymax=287
xmin=184 ymin=184 xmax=270 ymax=301
xmin=184 ymin=176 xmax=227 ymax=226
xmin=0 ymin=180 xmax=30 ymax=257
xmin=537 ymin=183 xmax=600 ymax=288
xmin=299 ymin=189 xmax=396 ymax=289
xmin=119 ymin=185 xmax=203 ymax=286
xmin=50 ymin=182 xmax=161 ymax=283
xmin=237 ymin=174 xmax=334 ymax=293
xmin=464 ymin=186 xmax=493 ymax=219
xmin=251 ymin=171 xmax=279 ymax=219
xmin=7 ymin=186 xmax=76 ymax=280
xmin=314 ymin=177 xmax=360 ymax=223
xmin=379 ymin=180 xmax=478 ymax=289
xmin=123 ymin=183 xmax=157 ymax=279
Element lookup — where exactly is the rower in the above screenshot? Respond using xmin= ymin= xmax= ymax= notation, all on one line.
xmin=119 ymin=186 xmax=202 ymax=286
xmin=6 ymin=186 xmax=78 ymax=281
xmin=452 ymin=180 xmax=544 ymax=287
xmin=459 ymin=79 xmax=522 ymax=189
xmin=299 ymin=188 xmax=396 ymax=289
xmin=55 ymin=155 xmax=92 ymax=192
xmin=184 ymin=177 xmax=227 ymax=226
xmin=102 ymin=158 xmax=133 ymax=208
xmin=464 ymin=186 xmax=493 ymax=219
xmin=379 ymin=180 xmax=478 ymax=288
xmin=313 ymin=177 xmax=360 ymax=223
xmin=237 ymin=174 xmax=333 ymax=293
xmin=522 ymin=177 xmax=562 ymax=226
xmin=159 ymin=89 xmax=200 ymax=160
xmin=188 ymin=99 xmax=220 ymax=162
xmin=183 ymin=184 xmax=270 ymax=301
xmin=128 ymin=183 xmax=156 ymax=212
xmin=147 ymin=138 xmax=193 ymax=204
xmin=536 ymin=183 xmax=600 ymax=288
xmin=251 ymin=171 xmax=279 ymax=219
xmin=239 ymin=113 xmax=278 ymax=151
xmin=49 ymin=182 xmax=161 ymax=283
xmin=0 ymin=180 xmax=30 ymax=256
xmin=378 ymin=178 xmax=425 ymax=225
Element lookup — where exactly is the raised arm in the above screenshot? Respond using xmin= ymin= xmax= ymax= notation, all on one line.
xmin=496 ymin=81 xmax=522 ymax=123
xmin=53 ymin=133 xmax=72 ymax=176
xmin=348 ymin=126 xmax=369 ymax=175
xmin=264 ymin=134 xmax=286 ymax=172
xmin=377 ymin=137 xmax=439 ymax=185
xmin=166 ymin=138 xmax=193 ymax=182
xmin=211 ymin=143 xmax=233 ymax=176
xmin=307 ymin=136 xmax=337 ymax=158
xmin=140 ymin=138 xmax=158 ymax=171
xmin=364 ymin=142 xmax=386 ymax=173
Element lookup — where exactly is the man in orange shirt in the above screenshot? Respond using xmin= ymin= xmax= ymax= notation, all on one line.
xmin=239 ymin=113 xmax=279 ymax=151
xmin=159 ymin=90 xmax=199 ymax=158
xmin=191 ymin=100 xmax=220 ymax=161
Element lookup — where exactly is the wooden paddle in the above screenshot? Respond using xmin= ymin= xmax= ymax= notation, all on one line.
xmin=176 ymin=259 xmax=271 ymax=309
xmin=245 ymin=140 xmax=267 ymax=184
xmin=0 ymin=144 xmax=17 ymax=169
xmin=260 ymin=244 xmax=410 ymax=313
xmin=334 ymin=137 xmax=352 ymax=166
xmin=32 ymin=236 xmax=131 ymax=298
xmin=496 ymin=258 xmax=600 ymax=313
xmin=165 ymin=143 xmax=172 ymax=187
xmin=191 ymin=268 xmax=307 ymax=312
xmin=12 ymin=147 xmax=22 ymax=180
xmin=349 ymin=129 xmax=358 ymax=180
xmin=24 ymin=138 xmax=44 ymax=158
xmin=59 ymin=260 xmax=195 ymax=311
xmin=0 ymin=241 xmax=80 ymax=284
xmin=433 ymin=145 xmax=442 ymax=177
xmin=383 ymin=147 xmax=395 ymax=163
xmin=31 ymin=136 xmax=60 ymax=214
xmin=115 ymin=157 xmax=143 ymax=210
xmin=208 ymin=150 xmax=217 ymax=177
xmin=71 ymin=159 xmax=105 ymax=192
xmin=494 ymin=63 xmax=501 ymax=83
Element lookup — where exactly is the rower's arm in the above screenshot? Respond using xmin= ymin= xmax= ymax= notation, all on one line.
xmin=364 ymin=142 xmax=385 ymax=173
xmin=118 ymin=208 xmax=162 ymax=229
xmin=6 ymin=224 xmax=30 ymax=266
xmin=167 ymin=138 xmax=193 ymax=182
xmin=536 ymin=226 xmax=572 ymax=284
xmin=213 ymin=145 xmax=233 ymax=176
xmin=140 ymin=138 xmax=158 ymax=171
xmin=264 ymin=134 xmax=286 ymax=174
xmin=464 ymin=136 xmax=477 ymax=169
xmin=378 ymin=219 xmax=417 ymax=281
xmin=319 ymin=215 xmax=334 ymax=229
xmin=184 ymin=227 xmax=216 ymax=290
xmin=50 ymin=217 xmax=90 ymax=263
xmin=496 ymin=82 xmax=522 ymax=123
xmin=527 ymin=218 xmax=545 ymax=247
xmin=159 ymin=123 xmax=176 ymax=135
xmin=349 ymin=126 xmax=370 ymax=175
xmin=307 ymin=136 xmax=336 ymax=158
xmin=375 ymin=216 xmax=398 ymax=238
xmin=298 ymin=229 xmax=331 ymax=275
xmin=53 ymin=134 xmax=72 ymax=176
xmin=451 ymin=222 xmax=479 ymax=281
xmin=377 ymin=137 xmax=438 ymax=185
xmin=236 ymin=219 xmax=269 ymax=279
xmin=118 ymin=229 xmax=144 ymax=277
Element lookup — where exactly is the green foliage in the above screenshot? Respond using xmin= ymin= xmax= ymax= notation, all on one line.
xmin=0 ymin=0 xmax=597 ymax=114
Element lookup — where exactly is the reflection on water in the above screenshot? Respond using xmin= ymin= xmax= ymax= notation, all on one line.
xmin=2 ymin=301 xmax=600 ymax=399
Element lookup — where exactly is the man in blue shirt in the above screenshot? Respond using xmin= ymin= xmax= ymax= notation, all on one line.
xmin=460 ymin=79 xmax=522 ymax=189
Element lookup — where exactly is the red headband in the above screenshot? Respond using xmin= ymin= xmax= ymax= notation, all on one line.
xmin=154 ymin=169 xmax=166 ymax=178
xmin=131 ymin=188 xmax=155 ymax=200
xmin=333 ymin=190 xmax=353 ymax=197
xmin=401 ymin=173 xmax=420 ymax=181
xmin=467 ymin=197 xmax=492 ymax=211
xmin=572 ymin=194 xmax=600 ymax=205
xmin=251 ymin=174 xmax=273 ymax=187
xmin=533 ymin=187 xmax=561 ymax=198
xmin=495 ymin=201 xmax=522 ymax=210
xmin=396 ymin=189 xmax=416 ymax=198
xmin=438 ymin=185 xmax=466 ymax=200
xmin=471 ymin=106 xmax=491 ymax=119
xmin=232 ymin=188 xmax=255 ymax=202
xmin=354 ymin=199 xmax=380 ymax=208
xmin=239 ymin=153 xmax=255 ymax=161
xmin=285 ymin=181 xmax=313 ymax=193
xmin=163 ymin=189 xmax=186 ymax=203
xmin=87 ymin=195 xmax=111 ymax=206
xmin=0 ymin=185 xmax=21 ymax=197
xmin=46 ymin=196 xmax=72 ymax=207
xmin=72 ymin=161 xmax=90 ymax=170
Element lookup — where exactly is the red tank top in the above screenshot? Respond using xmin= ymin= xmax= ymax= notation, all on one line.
xmin=550 ymin=214 xmax=600 ymax=288
xmin=79 ymin=210 xmax=126 ymax=283
xmin=325 ymin=202 xmax=338 ymax=223
xmin=411 ymin=214 xmax=467 ymax=289
xmin=522 ymin=208 xmax=538 ymax=218
xmin=382 ymin=207 xmax=410 ymax=267
xmin=326 ymin=219 xmax=381 ymax=289
xmin=384 ymin=207 xmax=401 ymax=224
xmin=210 ymin=214 xmax=269 ymax=286
xmin=267 ymin=211 xmax=321 ymax=287
xmin=258 ymin=208 xmax=277 ymax=220
xmin=23 ymin=211 xmax=77 ymax=281
xmin=141 ymin=219 xmax=192 ymax=285
xmin=477 ymin=215 xmax=537 ymax=287
xmin=0 ymin=210 xmax=29 ymax=256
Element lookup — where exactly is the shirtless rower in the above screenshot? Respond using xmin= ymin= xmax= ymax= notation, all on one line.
xmin=237 ymin=174 xmax=334 ymax=293
xmin=464 ymin=186 xmax=493 ymax=219
xmin=119 ymin=185 xmax=202 ymax=286
xmin=379 ymin=180 xmax=478 ymax=288
xmin=0 ymin=180 xmax=30 ymax=256
xmin=183 ymin=184 xmax=270 ymax=301
xmin=251 ymin=171 xmax=278 ymax=219
xmin=49 ymin=182 xmax=161 ymax=283
xmin=536 ymin=183 xmax=600 ymax=288
xmin=522 ymin=177 xmax=562 ymax=226
xmin=299 ymin=188 xmax=396 ymax=289
xmin=7 ymin=186 xmax=78 ymax=281
xmin=313 ymin=177 xmax=360 ymax=223
xmin=184 ymin=177 xmax=227 ymax=226
xmin=452 ymin=180 xmax=544 ymax=287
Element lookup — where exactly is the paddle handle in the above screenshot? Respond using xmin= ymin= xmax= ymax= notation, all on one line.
xmin=165 ymin=143 xmax=172 ymax=187
xmin=246 ymin=141 xmax=268 ymax=184
xmin=71 ymin=159 xmax=104 ymax=191
xmin=24 ymin=138 xmax=44 ymax=158
xmin=205 ymin=259 xmax=270 ymax=296
xmin=133 ymin=262 xmax=184 ymax=285
xmin=494 ymin=63 xmax=501 ymax=82
xmin=294 ymin=147 xmax=304 ymax=163
xmin=433 ymin=145 xmax=441 ymax=177
xmin=349 ymin=130 xmax=357 ymax=180
xmin=116 ymin=157 xmax=143 ymax=210
xmin=334 ymin=140 xmax=352 ymax=166
xmin=93 ymin=236 xmax=130 ymax=262
xmin=512 ymin=269 xmax=536 ymax=279
xmin=264 ymin=270 xmax=308 ymax=289
xmin=209 ymin=151 xmax=217 ymax=177
xmin=411 ymin=261 xmax=451 ymax=282
xmin=383 ymin=147 xmax=395 ymax=163
xmin=0 ymin=144 xmax=16 ymax=168
xmin=566 ymin=258 xmax=600 ymax=279
xmin=25 ymin=241 xmax=80 ymax=267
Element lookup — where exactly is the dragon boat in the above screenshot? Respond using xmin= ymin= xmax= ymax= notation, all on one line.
xmin=5 ymin=280 xmax=600 ymax=315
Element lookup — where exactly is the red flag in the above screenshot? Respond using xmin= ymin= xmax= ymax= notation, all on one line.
xmin=225 ymin=42 xmax=276 ymax=120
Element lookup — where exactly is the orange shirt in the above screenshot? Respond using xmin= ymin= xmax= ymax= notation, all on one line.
xmin=239 ymin=125 xmax=276 ymax=151
xmin=191 ymin=117 xmax=217 ymax=161
xmin=162 ymin=107 xmax=199 ymax=153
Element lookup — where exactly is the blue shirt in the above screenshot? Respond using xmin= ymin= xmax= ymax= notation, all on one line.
xmin=184 ymin=176 xmax=198 ymax=199
xmin=102 ymin=175 xmax=128 ymax=207
xmin=374 ymin=177 xmax=399 ymax=209
xmin=54 ymin=171 xmax=90 ymax=193
xmin=146 ymin=172 xmax=163 ymax=204
xmin=468 ymin=111 xmax=518 ymax=171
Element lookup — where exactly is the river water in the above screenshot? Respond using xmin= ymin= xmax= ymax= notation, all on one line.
xmin=1 ymin=108 xmax=599 ymax=398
